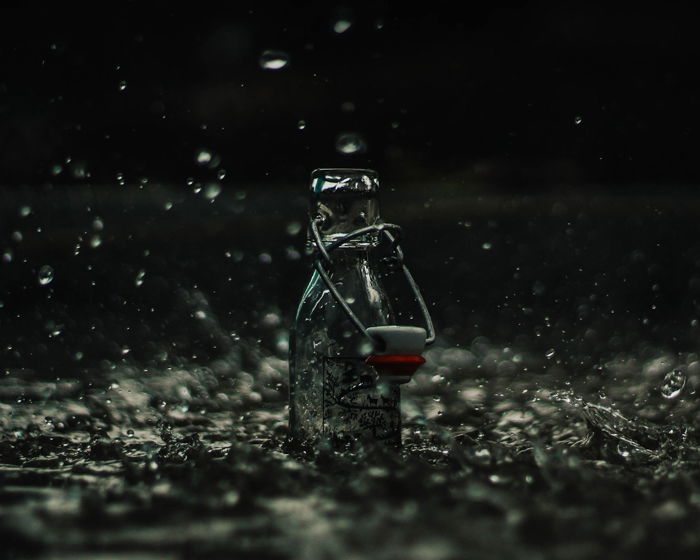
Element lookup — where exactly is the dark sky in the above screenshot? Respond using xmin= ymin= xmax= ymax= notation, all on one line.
xmin=2 ymin=3 xmax=700 ymax=189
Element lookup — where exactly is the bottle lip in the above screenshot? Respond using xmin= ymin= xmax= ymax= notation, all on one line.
xmin=310 ymin=168 xmax=379 ymax=196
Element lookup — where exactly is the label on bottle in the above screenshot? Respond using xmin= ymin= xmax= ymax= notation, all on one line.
xmin=322 ymin=356 xmax=400 ymax=443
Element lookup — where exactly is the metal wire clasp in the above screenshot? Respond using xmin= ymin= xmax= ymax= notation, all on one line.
xmin=310 ymin=218 xmax=436 ymax=347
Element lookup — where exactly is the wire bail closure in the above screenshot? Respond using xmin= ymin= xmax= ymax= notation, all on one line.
xmin=310 ymin=218 xmax=436 ymax=348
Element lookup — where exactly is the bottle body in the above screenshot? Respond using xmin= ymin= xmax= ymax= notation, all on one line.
xmin=289 ymin=250 xmax=400 ymax=447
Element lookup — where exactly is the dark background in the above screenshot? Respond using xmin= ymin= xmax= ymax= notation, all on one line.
xmin=3 ymin=3 xmax=700 ymax=376
xmin=2 ymin=3 xmax=700 ymax=189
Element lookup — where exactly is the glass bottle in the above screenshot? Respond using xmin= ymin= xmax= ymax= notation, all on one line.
xmin=289 ymin=168 xmax=401 ymax=448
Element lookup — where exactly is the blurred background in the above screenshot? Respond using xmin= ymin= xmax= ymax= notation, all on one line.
xmin=2 ymin=3 xmax=700 ymax=188
xmin=2 ymin=2 xmax=700 ymax=374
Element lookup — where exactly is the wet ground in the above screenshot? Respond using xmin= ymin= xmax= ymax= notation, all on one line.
xmin=3 ymin=183 xmax=700 ymax=558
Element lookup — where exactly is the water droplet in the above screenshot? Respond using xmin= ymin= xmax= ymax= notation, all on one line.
xmin=297 ymin=119 xmax=306 ymax=130
xmin=194 ymin=310 xmax=207 ymax=319
xmin=335 ymin=132 xmax=367 ymax=154
xmin=574 ymin=115 xmax=583 ymax=125
xmin=259 ymin=50 xmax=289 ymax=70
xmin=50 ymin=164 xmax=63 ymax=176
xmin=38 ymin=265 xmax=54 ymax=285
xmin=92 ymin=218 xmax=104 ymax=231
xmin=11 ymin=231 xmax=22 ymax=242
xmin=481 ymin=242 xmax=492 ymax=250
xmin=71 ymin=162 xmax=88 ymax=179
xmin=286 ymin=221 xmax=302 ymax=236
xmin=19 ymin=206 xmax=31 ymax=217
xmin=661 ymin=369 xmax=686 ymax=399
xmin=135 ymin=269 xmax=146 ymax=287
xmin=545 ymin=348 xmax=556 ymax=359
xmin=259 ymin=252 xmax=272 ymax=264
xmin=217 ymin=169 xmax=227 ymax=180
xmin=204 ymin=183 xmax=222 ymax=200
xmin=195 ymin=149 xmax=212 ymax=165
xmin=89 ymin=235 xmax=102 ymax=248
xmin=333 ymin=19 xmax=352 ymax=33
xmin=126 ymin=429 xmax=135 ymax=438
xmin=3 ymin=250 xmax=13 ymax=263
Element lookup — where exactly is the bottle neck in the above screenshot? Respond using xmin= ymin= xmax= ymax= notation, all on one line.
xmin=310 ymin=194 xmax=380 ymax=248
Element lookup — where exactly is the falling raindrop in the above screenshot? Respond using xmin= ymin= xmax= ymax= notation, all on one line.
xmin=217 ymin=169 xmax=227 ymax=180
xmin=118 ymin=80 xmax=127 ymax=91
xmin=38 ymin=265 xmax=54 ymax=286
xmin=335 ymin=132 xmax=367 ymax=154
xmin=661 ymin=369 xmax=687 ymax=399
xmin=297 ymin=119 xmax=307 ymax=130
xmin=259 ymin=50 xmax=289 ymax=70
xmin=286 ymin=221 xmax=302 ymax=236
xmin=574 ymin=115 xmax=583 ymax=125
xmin=204 ymin=183 xmax=222 ymax=200
xmin=545 ymin=348 xmax=556 ymax=359
xmin=195 ymin=149 xmax=212 ymax=165
xmin=333 ymin=20 xmax=352 ymax=33
xmin=135 ymin=269 xmax=146 ymax=287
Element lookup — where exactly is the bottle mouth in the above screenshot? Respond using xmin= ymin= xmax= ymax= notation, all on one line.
xmin=310 ymin=168 xmax=379 ymax=196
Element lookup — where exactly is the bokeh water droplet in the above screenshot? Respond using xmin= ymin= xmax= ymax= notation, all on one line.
xmin=19 ymin=206 xmax=31 ymax=217
xmin=334 ymin=20 xmax=352 ymax=33
xmin=204 ymin=183 xmax=222 ymax=200
xmin=259 ymin=50 xmax=289 ymax=70
xmin=286 ymin=221 xmax=302 ymax=236
xmin=661 ymin=369 xmax=686 ymax=399
xmin=135 ymin=269 xmax=146 ymax=287
xmin=195 ymin=149 xmax=212 ymax=165
xmin=297 ymin=120 xmax=306 ymax=130
xmin=118 ymin=80 xmax=127 ymax=91
xmin=574 ymin=115 xmax=583 ymax=125
xmin=38 ymin=265 xmax=54 ymax=286
xmin=335 ymin=132 xmax=367 ymax=154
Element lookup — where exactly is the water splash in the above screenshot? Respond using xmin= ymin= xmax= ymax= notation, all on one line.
xmin=660 ymin=369 xmax=687 ymax=399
